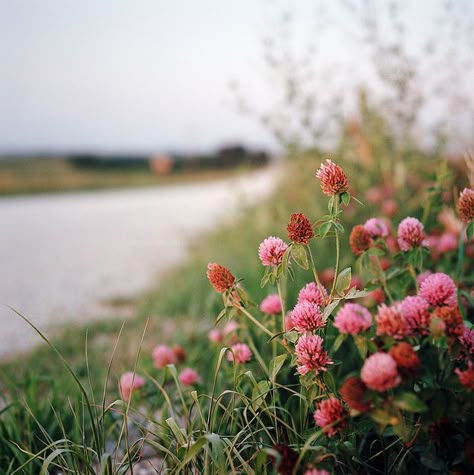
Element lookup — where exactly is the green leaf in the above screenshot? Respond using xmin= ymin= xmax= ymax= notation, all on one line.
xmin=353 ymin=334 xmax=368 ymax=359
xmin=291 ymin=243 xmax=309 ymax=270
xmin=260 ymin=268 xmax=271 ymax=288
xmin=370 ymin=408 xmax=399 ymax=427
xmin=216 ymin=307 xmax=227 ymax=324
xmin=335 ymin=267 xmax=352 ymax=296
xmin=319 ymin=221 xmax=332 ymax=238
xmin=341 ymin=191 xmax=351 ymax=206
xmin=269 ymin=354 xmax=287 ymax=381
xmin=323 ymin=370 xmax=336 ymax=392
xmin=323 ymin=299 xmax=340 ymax=321
xmin=344 ymin=287 xmax=368 ymax=299
xmin=392 ymin=392 xmax=428 ymax=413
xmin=281 ymin=246 xmax=291 ymax=274
xmin=252 ymin=380 xmax=270 ymax=410
xmin=332 ymin=333 xmax=346 ymax=353
xmin=334 ymin=221 xmax=345 ymax=234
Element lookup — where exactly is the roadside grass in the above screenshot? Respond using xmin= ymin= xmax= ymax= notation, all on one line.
xmin=0 ymin=147 xmax=464 ymax=473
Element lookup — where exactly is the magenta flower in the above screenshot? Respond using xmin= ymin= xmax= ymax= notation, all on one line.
xmin=364 ymin=218 xmax=389 ymax=238
xmin=458 ymin=188 xmax=474 ymax=222
xmin=459 ymin=326 xmax=474 ymax=358
xmin=400 ymin=295 xmax=431 ymax=334
xmin=291 ymin=301 xmax=325 ymax=333
xmin=179 ymin=368 xmax=200 ymax=386
xmin=455 ymin=361 xmax=474 ymax=390
xmin=258 ymin=236 xmax=288 ymax=267
xmin=152 ymin=344 xmax=178 ymax=369
xmin=227 ymin=343 xmax=252 ymax=364
xmin=119 ymin=372 xmax=145 ymax=400
xmin=304 ymin=469 xmax=330 ymax=475
xmin=419 ymin=272 xmax=457 ymax=307
xmin=375 ymin=303 xmax=410 ymax=339
xmin=437 ymin=233 xmax=458 ymax=253
xmin=334 ymin=303 xmax=372 ymax=335
xmin=295 ymin=334 xmax=332 ymax=375
xmin=361 ymin=352 xmax=401 ymax=392
xmin=297 ymin=282 xmax=328 ymax=307
xmin=208 ymin=328 xmax=223 ymax=344
xmin=223 ymin=321 xmax=239 ymax=335
xmin=313 ymin=397 xmax=347 ymax=437
xmin=260 ymin=294 xmax=282 ymax=314
xmin=315 ymin=159 xmax=349 ymax=196
xmin=397 ymin=217 xmax=425 ymax=251
xmin=416 ymin=270 xmax=432 ymax=287
xmin=284 ymin=312 xmax=295 ymax=332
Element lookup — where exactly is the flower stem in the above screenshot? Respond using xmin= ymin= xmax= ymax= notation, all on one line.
xmin=307 ymin=245 xmax=326 ymax=301
xmin=276 ymin=278 xmax=286 ymax=335
xmin=238 ymin=305 xmax=275 ymax=339
xmin=329 ymin=198 xmax=341 ymax=301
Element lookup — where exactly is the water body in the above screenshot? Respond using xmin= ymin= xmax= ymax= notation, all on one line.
xmin=0 ymin=165 xmax=280 ymax=358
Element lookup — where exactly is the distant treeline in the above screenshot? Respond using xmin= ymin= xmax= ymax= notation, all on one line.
xmin=70 ymin=145 xmax=270 ymax=174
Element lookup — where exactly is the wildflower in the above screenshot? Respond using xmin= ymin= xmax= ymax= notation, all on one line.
xmin=287 ymin=213 xmax=314 ymax=244
xmin=340 ymin=376 xmax=370 ymax=412
xmin=315 ymin=159 xmax=349 ymax=196
xmin=437 ymin=233 xmax=458 ymax=253
xmin=295 ymin=334 xmax=333 ymax=375
xmin=227 ymin=343 xmax=252 ymax=364
xmin=260 ymin=294 xmax=282 ymax=314
xmin=152 ymin=344 xmax=177 ymax=368
xmin=389 ymin=342 xmax=421 ymax=377
xmin=313 ymin=397 xmax=347 ymax=437
xmin=304 ymin=468 xmax=331 ymax=475
xmin=349 ymin=225 xmax=372 ymax=255
xmin=375 ymin=303 xmax=410 ymax=339
xmin=258 ymin=236 xmax=288 ymax=267
xmin=458 ymin=188 xmax=474 ymax=222
xmin=382 ymin=199 xmax=398 ymax=217
xmin=285 ymin=312 xmax=295 ymax=332
xmin=432 ymin=305 xmax=464 ymax=338
xmin=223 ymin=321 xmax=239 ymax=335
xmin=119 ymin=372 xmax=145 ymax=400
xmin=455 ymin=361 xmax=474 ymax=390
xmin=400 ymin=296 xmax=431 ymax=335
xmin=397 ymin=217 xmax=425 ymax=251
xmin=416 ymin=270 xmax=432 ymax=287
xmin=334 ymin=303 xmax=372 ymax=335
xmin=458 ymin=326 xmax=474 ymax=359
xmin=361 ymin=352 xmax=401 ymax=392
xmin=208 ymin=328 xmax=223 ymax=343
xmin=206 ymin=263 xmax=235 ymax=293
xmin=179 ymin=368 xmax=200 ymax=386
xmin=291 ymin=301 xmax=325 ymax=333
xmin=419 ymin=272 xmax=457 ymax=307
xmin=364 ymin=218 xmax=389 ymax=238
xmin=172 ymin=344 xmax=186 ymax=363
xmin=365 ymin=288 xmax=385 ymax=305
xmin=297 ymin=282 xmax=328 ymax=306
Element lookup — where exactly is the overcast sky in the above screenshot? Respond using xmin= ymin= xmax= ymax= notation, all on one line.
xmin=0 ymin=0 xmax=471 ymax=154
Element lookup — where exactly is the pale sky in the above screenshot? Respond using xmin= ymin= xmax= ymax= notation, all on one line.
xmin=0 ymin=0 xmax=472 ymax=154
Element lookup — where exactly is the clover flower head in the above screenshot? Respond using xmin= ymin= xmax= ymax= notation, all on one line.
xmin=419 ymin=272 xmax=457 ymax=307
xmin=397 ymin=217 xmax=425 ymax=251
xmin=361 ymin=352 xmax=401 ymax=392
xmin=313 ymin=397 xmax=347 ymax=437
xmin=334 ymin=303 xmax=372 ymax=335
xmin=315 ymin=159 xmax=349 ymax=196
xmin=258 ymin=236 xmax=288 ymax=266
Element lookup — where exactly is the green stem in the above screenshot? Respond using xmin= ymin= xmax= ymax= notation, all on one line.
xmin=276 ymin=279 xmax=286 ymax=335
xmin=307 ymin=245 xmax=326 ymax=300
xmin=238 ymin=305 xmax=275 ymax=339
xmin=408 ymin=263 xmax=418 ymax=292
xmin=329 ymin=198 xmax=341 ymax=301
xmin=374 ymin=255 xmax=394 ymax=303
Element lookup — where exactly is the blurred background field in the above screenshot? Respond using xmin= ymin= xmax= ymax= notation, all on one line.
xmin=1 ymin=0 xmax=474 ymax=472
